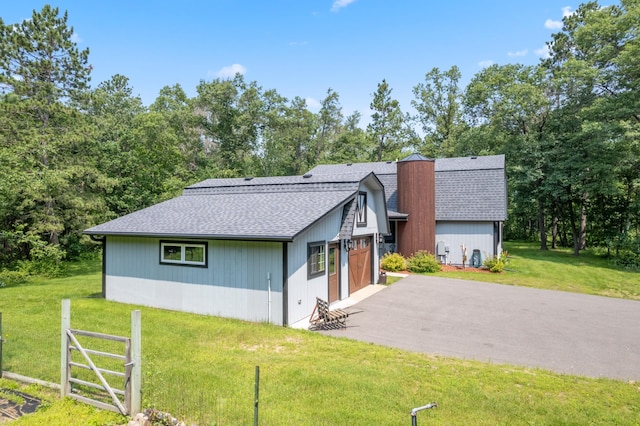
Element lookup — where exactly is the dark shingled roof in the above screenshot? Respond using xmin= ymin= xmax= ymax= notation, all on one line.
xmin=85 ymin=172 xmax=381 ymax=241
xmin=308 ymin=155 xmax=507 ymax=221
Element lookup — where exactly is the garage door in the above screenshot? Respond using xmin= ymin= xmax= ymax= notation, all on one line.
xmin=349 ymin=236 xmax=372 ymax=294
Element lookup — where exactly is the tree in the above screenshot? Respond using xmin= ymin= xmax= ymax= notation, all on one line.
xmin=314 ymin=88 xmax=344 ymax=162
xmin=545 ymin=0 xmax=640 ymax=255
xmin=195 ymin=74 xmax=265 ymax=177
xmin=412 ymin=66 xmax=465 ymax=157
xmin=0 ymin=6 xmax=102 ymax=258
xmin=464 ymin=64 xmax=553 ymax=248
xmin=151 ymin=84 xmax=213 ymax=180
xmin=261 ymin=96 xmax=317 ymax=175
xmin=367 ymin=79 xmax=412 ymax=161
xmin=326 ymin=111 xmax=373 ymax=163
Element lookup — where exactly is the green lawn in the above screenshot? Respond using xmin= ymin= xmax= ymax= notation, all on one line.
xmin=0 ymin=244 xmax=639 ymax=425
xmin=435 ymin=242 xmax=640 ymax=300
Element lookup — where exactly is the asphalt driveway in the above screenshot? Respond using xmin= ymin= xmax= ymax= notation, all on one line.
xmin=320 ymin=275 xmax=640 ymax=381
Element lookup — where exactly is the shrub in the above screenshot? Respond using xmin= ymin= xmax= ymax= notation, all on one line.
xmin=0 ymin=269 xmax=31 ymax=288
xmin=483 ymin=251 xmax=509 ymax=273
xmin=612 ymin=250 xmax=640 ymax=271
xmin=606 ymin=234 xmax=640 ymax=271
xmin=406 ymin=251 xmax=441 ymax=273
xmin=380 ymin=252 xmax=406 ymax=272
xmin=23 ymin=241 xmax=66 ymax=277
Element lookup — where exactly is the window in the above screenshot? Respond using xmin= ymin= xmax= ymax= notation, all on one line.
xmin=328 ymin=247 xmax=337 ymax=275
xmin=356 ymin=191 xmax=367 ymax=227
xmin=308 ymin=241 xmax=326 ymax=278
xmin=384 ymin=221 xmax=397 ymax=244
xmin=160 ymin=241 xmax=207 ymax=267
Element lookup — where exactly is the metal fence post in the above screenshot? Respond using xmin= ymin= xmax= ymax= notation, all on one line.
xmin=254 ymin=365 xmax=260 ymax=426
xmin=61 ymin=299 xmax=71 ymax=398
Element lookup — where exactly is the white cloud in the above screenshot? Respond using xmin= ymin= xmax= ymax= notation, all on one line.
xmin=478 ymin=60 xmax=495 ymax=68
xmin=215 ymin=64 xmax=247 ymax=78
xmin=289 ymin=41 xmax=309 ymax=46
xmin=71 ymin=32 xmax=82 ymax=43
xmin=508 ymin=49 xmax=528 ymax=57
xmin=545 ymin=19 xmax=563 ymax=29
xmin=545 ymin=6 xmax=574 ymax=29
xmin=306 ymin=97 xmax=321 ymax=110
xmin=331 ymin=0 xmax=356 ymax=12
xmin=535 ymin=44 xmax=551 ymax=58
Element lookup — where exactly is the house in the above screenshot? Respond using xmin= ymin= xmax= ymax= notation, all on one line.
xmin=85 ymin=153 xmax=506 ymax=326
xmin=308 ymin=154 xmax=507 ymax=266
xmin=85 ymin=172 xmax=389 ymax=326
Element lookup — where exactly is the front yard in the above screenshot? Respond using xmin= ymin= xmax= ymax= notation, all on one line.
xmin=0 ymin=243 xmax=638 ymax=424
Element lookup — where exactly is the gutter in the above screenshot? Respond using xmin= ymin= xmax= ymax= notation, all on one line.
xmin=83 ymin=231 xmax=294 ymax=243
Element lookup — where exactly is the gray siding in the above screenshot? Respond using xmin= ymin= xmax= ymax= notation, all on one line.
xmin=105 ymin=236 xmax=284 ymax=324
xmin=435 ymin=222 xmax=496 ymax=266
xmin=287 ymin=208 xmax=343 ymax=325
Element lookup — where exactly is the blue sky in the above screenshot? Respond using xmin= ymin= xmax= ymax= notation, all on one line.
xmin=3 ymin=1 xmax=593 ymax=122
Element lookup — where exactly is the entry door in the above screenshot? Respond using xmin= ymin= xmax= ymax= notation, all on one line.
xmin=328 ymin=243 xmax=340 ymax=303
xmin=349 ymin=236 xmax=372 ymax=294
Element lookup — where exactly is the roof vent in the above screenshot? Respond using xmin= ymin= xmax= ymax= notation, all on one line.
xmin=243 ymin=177 xmax=254 ymax=181
xmin=470 ymin=156 xmax=478 ymax=159
xmin=346 ymin=163 xmax=353 ymax=166
xmin=386 ymin=161 xmax=393 ymax=164
xmin=303 ymin=173 xmax=312 ymax=178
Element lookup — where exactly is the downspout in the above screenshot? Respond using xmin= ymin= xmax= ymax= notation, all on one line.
xmin=267 ymin=272 xmax=272 ymax=324
xmin=89 ymin=235 xmax=106 ymax=298
xmin=282 ymin=242 xmax=288 ymax=327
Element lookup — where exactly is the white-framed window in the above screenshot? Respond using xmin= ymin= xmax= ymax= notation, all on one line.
xmin=356 ymin=191 xmax=367 ymax=227
xmin=308 ymin=241 xmax=326 ymax=278
xmin=160 ymin=241 xmax=208 ymax=267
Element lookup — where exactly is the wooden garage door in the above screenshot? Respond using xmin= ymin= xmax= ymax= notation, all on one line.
xmin=349 ymin=236 xmax=372 ymax=294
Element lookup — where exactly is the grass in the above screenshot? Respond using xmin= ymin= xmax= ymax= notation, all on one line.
xmin=0 ymin=379 xmax=124 ymax=426
xmin=0 ymin=245 xmax=638 ymax=424
xmin=433 ymin=242 xmax=640 ymax=300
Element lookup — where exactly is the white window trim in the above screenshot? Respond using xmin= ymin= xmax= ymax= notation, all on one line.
xmin=356 ymin=191 xmax=367 ymax=227
xmin=308 ymin=241 xmax=326 ymax=278
xmin=160 ymin=241 xmax=208 ymax=267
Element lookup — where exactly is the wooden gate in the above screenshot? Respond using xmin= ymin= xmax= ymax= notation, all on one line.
xmin=61 ymin=300 xmax=141 ymax=415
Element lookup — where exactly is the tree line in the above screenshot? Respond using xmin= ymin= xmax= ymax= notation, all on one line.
xmin=1 ymin=1 xmax=638 ymax=275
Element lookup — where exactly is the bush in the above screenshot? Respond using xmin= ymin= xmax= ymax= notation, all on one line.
xmin=612 ymin=250 xmax=640 ymax=271
xmin=380 ymin=252 xmax=406 ymax=272
xmin=483 ymin=251 xmax=509 ymax=273
xmin=606 ymin=234 xmax=640 ymax=271
xmin=406 ymin=251 xmax=441 ymax=273
xmin=0 ymin=269 xmax=31 ymax=288
xmin=24 ymin=241 xmax=66 ymax=277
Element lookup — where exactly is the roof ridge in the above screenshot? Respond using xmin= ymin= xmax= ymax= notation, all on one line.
xmin=184 ymin=182 xmax=359 ymax=196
